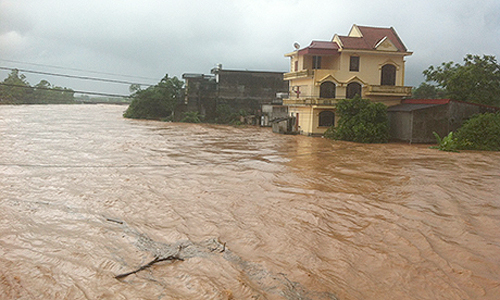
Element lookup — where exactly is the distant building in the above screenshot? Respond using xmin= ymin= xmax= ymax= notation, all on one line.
xmin=211 ymin=65 xmax=288 ymax=109
xmin=178 ymin=65 xmax=288 ymax=123
xmin=283 ymin=24 xmax=413 ymax=136
xmin=180 ymin=73 xmax=217 ymax=120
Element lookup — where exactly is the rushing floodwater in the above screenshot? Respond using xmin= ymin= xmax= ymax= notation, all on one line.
xmin=1 ymin=104 xmax=499 ymax=300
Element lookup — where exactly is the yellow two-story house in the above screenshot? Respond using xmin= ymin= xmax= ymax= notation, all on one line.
xmin=284 ymin=24 xmax=412 ymax=136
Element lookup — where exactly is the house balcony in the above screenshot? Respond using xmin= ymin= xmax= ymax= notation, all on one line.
xmin=365 ymin=85 xmax=412 ymax=97
xmin=283 ymin=97 xmax=338 ymax=106
xmin=284 ymin=69 xmax=314 ymax=80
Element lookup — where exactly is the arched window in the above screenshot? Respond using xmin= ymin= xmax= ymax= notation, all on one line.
xmin=346 ymin=82 xmax=362 ymax=99
xmin=319 ymin=111 xmax=335 ymax=127
xmin=381 ymin=64 xmax=396 ymax=86
xmin=320 ymin=82 xmax=335 ymax=98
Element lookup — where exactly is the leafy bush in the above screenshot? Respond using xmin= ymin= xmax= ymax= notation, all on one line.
xmin=124 ymin=75 xmax=183 ymax=120
xmin=325 ymin=96 xmax=389 ymax=143
xmin=432 ymin=132 xmax=459 ymax=152
xmin=323 ymin=126 xmax=336 ymax=139
xmin=180 ymin=111 xmax=201 ymax=123
xmin=214 ymin=104 xmax=241 ymax=124
xmin=123 ymin=89 xmax=170 ymax=119
xmin=455 ymin=113 xmax=500 ymax=151
xmin=432 ymin=113 xmax=500 ymax=151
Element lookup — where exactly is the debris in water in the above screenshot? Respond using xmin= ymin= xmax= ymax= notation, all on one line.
xmin=106 ymin=218 xmax=123 ymax=224
xmin=115 ymin=255 xmax=184 ymax=279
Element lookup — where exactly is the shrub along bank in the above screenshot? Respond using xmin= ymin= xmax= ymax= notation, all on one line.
xmin=324 ymin=96 xmax=389 ymax=143
xmin=433 ymin=112 xmax=500 ymax=151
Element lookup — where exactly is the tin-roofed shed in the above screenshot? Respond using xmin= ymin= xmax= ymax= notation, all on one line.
xmin=388 ymin=99 xmax=500 ymax=143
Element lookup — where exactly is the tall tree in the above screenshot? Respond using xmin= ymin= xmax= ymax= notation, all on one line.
xmin=423 ymin=54 xmax=500 ymax=106
xmin=50 ymin=86 xmax=75 ymax=103
xmin=33 ymin=79 xmax=52 ymax=103
xmin=1 ymin=70 xmax=75 ymax=104
xmin=0 ymin=69 xmax=31 ymax=104
xmin=411 ymin=82 xmax=445 ymax=99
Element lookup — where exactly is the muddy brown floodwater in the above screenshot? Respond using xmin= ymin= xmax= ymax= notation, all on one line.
xmin=0 ymin=104 xmax=499 ymax=300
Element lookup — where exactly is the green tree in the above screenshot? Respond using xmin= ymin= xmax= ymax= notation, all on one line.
xmin=50 ymin=86 xmax=75 ymax=103
xmin=213 ymin=104 xmax=241 ymax=124
xmin=129 ymin=83 xmax=141 ymax=93
xmin=33 ymin=80 xmax=52 ymax=103
xmin=31 ymin=80 xmax=75 ymax=104
xmin=0 ymin=69 xmax=31 ymax=104
xmin=423 ymin=54 xmax=500 ymax=106
xmin=124 ymin=75 xmax=183 ymax=120
xmin=411 ymin=82 xmax=446 ymax=99
xmin=324 ymin=96 xmax=389 ymax=143
xmin=0 ymin=70 xmax=75 ymax=104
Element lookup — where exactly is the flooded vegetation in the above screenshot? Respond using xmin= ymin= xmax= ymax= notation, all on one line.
xmin=1 ymin=105 xmax=499 ymax=299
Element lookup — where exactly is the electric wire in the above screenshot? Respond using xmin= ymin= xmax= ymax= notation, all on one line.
xmin=0 ymin=58 xmax=159 ymax=81
xmin=0 ymin=66 xmax=154 ymax=87
xmin=0 ymin=82 xmax=130 ymax=98
xmin=0 ymin=60 xmax=179 ymax=97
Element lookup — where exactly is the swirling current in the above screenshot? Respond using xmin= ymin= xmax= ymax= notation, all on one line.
xmin=0 ymin=105 xmax=499 ymax=299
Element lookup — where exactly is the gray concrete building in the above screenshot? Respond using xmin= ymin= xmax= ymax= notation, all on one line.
xmin=178 ymin=65 xmax=288 ymax=123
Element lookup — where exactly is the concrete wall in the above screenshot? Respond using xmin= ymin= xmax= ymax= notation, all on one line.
xmin=448 ymin=101 xmax=497 ymax=131
xmin=288 ymin=106 xmax=312 ymax=135
xmin=288 ymin=77 xmax=314 ymax=98
xmin=336 ymin=51 xmax=407 ymax=87
xmin=288 ymin=106 xmax=336 ymax=136
xmin=216 ymin=70 xmax=288 ymax=103
xmin=388 ymin=110 xmax=413 ymax=142
xmin=411 ymin=105 xmax=449 ymax=143
xmin=261 ymin=105 xmax=288 ymax=126
xmin=388 ymin=105 xmax=448 ymax=143
xmin=179 ymin=76 xmax=217 ymax=121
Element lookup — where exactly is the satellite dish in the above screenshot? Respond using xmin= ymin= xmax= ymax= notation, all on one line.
xmin=293 ymin=42 xmax=300 ymax=50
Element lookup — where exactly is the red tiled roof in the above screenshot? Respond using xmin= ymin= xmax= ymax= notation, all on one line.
xmin=298 ymin=40 xmax=339 ymax=55
xmin=402 ymin=98 xmax=500 ymax=110
xmin=338 ymin=26 xmax=408 ymax=52
xmin=402 ymin=99 xmax=452 ymax=104
xmin=308 ymin=41 xmax=339 ymax=49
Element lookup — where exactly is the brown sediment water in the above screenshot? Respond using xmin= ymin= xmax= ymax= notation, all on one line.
xmin=0 ymin=104 xmax=499 ymax=300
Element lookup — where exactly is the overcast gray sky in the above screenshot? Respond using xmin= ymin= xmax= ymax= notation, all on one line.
xmin=1 ymin=0 xmax=499 ymax=96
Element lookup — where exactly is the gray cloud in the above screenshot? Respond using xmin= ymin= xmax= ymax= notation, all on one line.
xmin=1 ymin=0 xmax=499 ymax=94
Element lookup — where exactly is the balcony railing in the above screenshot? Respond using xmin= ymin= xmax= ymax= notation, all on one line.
xmin=282 ymin=84 xmax=412 ymax=106
xmin=283 ymin=98 xmax=338 ymax=106
xmin=365 ymin=85 xmax=412 ymax=96
xmin=284 ymin=69 xmax=314 ymax=80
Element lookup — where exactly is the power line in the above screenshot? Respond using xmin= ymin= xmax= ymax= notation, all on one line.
xmin=0 ymin=58 xmax=159 ymax=81
xmin=0 ymin=66 xmax=154 ymax=87
xmin=0 ymin=82 xmax=130 ymax=98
